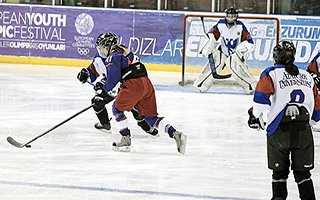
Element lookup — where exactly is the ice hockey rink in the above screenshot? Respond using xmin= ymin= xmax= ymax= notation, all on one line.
xmin=0 ymin=63 xmax=319 ymax=200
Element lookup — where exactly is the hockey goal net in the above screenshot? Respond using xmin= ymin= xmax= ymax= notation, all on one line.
xmin=180 ymin=14 xmax=280 ymax=86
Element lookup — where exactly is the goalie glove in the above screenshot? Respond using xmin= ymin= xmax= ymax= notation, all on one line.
xmin=200 ymin=34 xmax=218 ymax=57
xmin=248 ymin=107 xmax=265 ymax=131
xmin=235 ymin=43 xmax=249 ymax=62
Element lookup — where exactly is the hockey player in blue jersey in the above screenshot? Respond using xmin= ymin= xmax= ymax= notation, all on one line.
xmin=82 ymin=32 xmax=186 ymax=154
xmin=77 ymin=33 xmax=158 ymax=136
xmin=194 ymin=7 xmax=257 ymax=94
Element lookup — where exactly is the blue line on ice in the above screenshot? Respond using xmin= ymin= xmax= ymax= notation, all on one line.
xmin=0 ymin=180 xmax=260 ymax=200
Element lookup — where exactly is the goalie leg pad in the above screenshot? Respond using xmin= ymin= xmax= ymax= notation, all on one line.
xmin=193 ymin=50 xmax=228 ymax=92
xmin=228 ymin=54 xmax=257 ymax=94
xmin=213 ymin=50 xmax=228 ymax=72
xmin=193 ymin=62 xmax=214 ymax=92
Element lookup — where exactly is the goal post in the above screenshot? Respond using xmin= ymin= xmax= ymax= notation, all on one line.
xmin=180 ymin=14 xmax=280 ymax=86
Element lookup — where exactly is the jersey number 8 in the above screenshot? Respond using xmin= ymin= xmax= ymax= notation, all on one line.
xmin=290 ymin=89 xmax=305 ymax=103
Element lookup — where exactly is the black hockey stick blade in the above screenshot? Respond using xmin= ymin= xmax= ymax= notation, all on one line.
xmin=7 ymin=136 xmax=31 ymax=148
xmin=212 ymin=73 xmax=232 ymax=79
xmin=197 ymin=72 xmax=232 ymax=87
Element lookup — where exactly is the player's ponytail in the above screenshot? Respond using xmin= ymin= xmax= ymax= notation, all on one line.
xmin=285 ymin=62 xmax=299 ymax=76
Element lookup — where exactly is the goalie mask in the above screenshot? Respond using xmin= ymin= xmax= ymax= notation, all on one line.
xmin=225 ymin=7 xmax=238 ymax=27
xmin=273 ymin=40 xmax=296 ymax=65
xmin=96 ymin=32 xmax=118 ymax=58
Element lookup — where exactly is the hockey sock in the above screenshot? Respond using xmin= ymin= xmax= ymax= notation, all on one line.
xmin=95 ymin=107 xmax=110 ymax=125
xmin=167 ymin=126 xmax=176 ymax=137
xmin=157 ymin=118 xmax=176 ymax=137
xmin=272 ymin=181 xmax=287 ymax=200
xmin=297 ymin=179 xmax=315 ymax=200
xmin=119 ymin=128 xmax=130 ymax=136
xmin=137 ymin=119 xmax=151 ymax=132
xmin=131 ymin=107 xmax=143 ymax=120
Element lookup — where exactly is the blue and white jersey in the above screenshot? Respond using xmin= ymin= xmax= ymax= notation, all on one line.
xmin=102 ymin=51 xmax=142 ymax=93
xmin=87 ymin=52 xmax=107 ymax=83
xmin=85 ymin=48 xmax=142 ymax=95
xmin=208 ymin=19 xmax=254 ymax=56
xmin=253 ymin=65 xmax=320 ymax=136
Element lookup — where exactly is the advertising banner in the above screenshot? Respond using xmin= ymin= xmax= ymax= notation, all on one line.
xmin=0 ymin=5 xmax=183 ymax=64
xmin=184 ymin=16 xmax=320 ymax=70
xmin=0 ymin=5 xmax=319 ymax=70
xmin=281 ymin=17 xmax=320 ymax=68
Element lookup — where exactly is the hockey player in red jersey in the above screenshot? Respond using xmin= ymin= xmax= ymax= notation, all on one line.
xmin=307 ymin=51 xmax=320 ymax=89
xmin=248 ymin=40 xmax=320 ymax=199
xmin=194 ymin=7 xmax=256 ymax=94
xmin=77 ymin=33 xmax=158 ymax=136
xmin=86 ymin=32 xmax=186 ymax=154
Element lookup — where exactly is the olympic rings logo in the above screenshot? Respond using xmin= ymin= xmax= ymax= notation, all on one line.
xmin=77 ymin=48 xmax=90 ymax=55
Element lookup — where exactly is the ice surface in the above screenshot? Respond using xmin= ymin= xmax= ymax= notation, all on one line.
xmin=0 ymin=64 xmax=319 ymax=200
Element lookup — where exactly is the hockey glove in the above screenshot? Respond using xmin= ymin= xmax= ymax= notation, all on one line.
xmin=248 ymin=107 xmax=265 ymax=131
xmin=94 ymin=81 xmax=105 ymax=94
xmin=310 ymin=72 xmax=320 ymax=88
xmin=77 ymin=68 xmax=90 ymax=83
xmin=285 ymin=105 xmax=300 ymax=120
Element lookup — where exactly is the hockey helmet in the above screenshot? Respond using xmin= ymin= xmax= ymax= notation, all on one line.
xmin=225 ymin=7 xmax=238 ymax=26
xmin=96 ymin=32 xmax=118 ymax=58
xmin=273 ymin=40 xmax=296 ymax=65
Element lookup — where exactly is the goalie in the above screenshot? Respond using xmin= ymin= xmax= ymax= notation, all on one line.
xmin=193 ymin=7 xmax=257 ymax=94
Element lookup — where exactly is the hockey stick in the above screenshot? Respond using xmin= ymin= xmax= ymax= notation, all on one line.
xmin=197 ymin=71 xmax=232 ymax=87
xmin=7 ymin=104 xmax=94 ymax=148
xmin=197 ymin=53 xmax=232 ymax=87
xmin=199 ymin=16 xmax=231 ymax=81
xmin=86 ymin=81 xmax=95 ymax=87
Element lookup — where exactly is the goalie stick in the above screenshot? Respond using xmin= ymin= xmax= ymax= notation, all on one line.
xmin=197 ymin=72 xmax=231 ymax=87
xmin=7 ymin=104 xmax=93 ymax=148
xmin=199 ymin=16 xmax=231 ymax=81
xmin=197 ymin=54 xmax=232 ymax=87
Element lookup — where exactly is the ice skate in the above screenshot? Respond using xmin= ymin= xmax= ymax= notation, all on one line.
xmin=112 ymin=135 xmax=131 ymax=152
xmin=94 ymin=122 xmax=111 ymax=133
xmin=173 ymin=131 xmax=187 ymax=154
